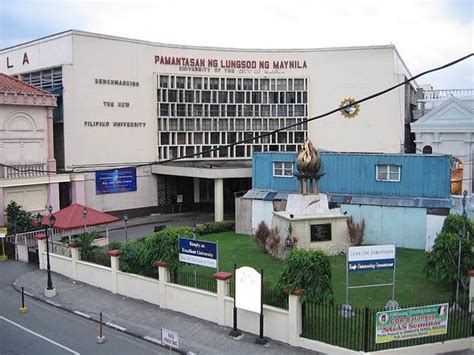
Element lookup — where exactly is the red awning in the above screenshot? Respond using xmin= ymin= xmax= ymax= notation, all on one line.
xmin=41 ymin=203 xmax=120 ymax=230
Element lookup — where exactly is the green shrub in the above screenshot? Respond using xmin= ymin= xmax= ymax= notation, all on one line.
xmin=5 ymin=201 xmax=34 ymax=233
xmin=107 ymin=241 xmax=122 ymax=251
xmin=277 ymin=249 xmax=334 ymax=303
xmin=195 ymin=220 xmax=235 ymax=235
xmin=82 ymin=246 xmax=110 ymax=267
xmin=440 ymin=214 xmax=474 ymax=235
xmin=425 ymin=229 xmax=474 ymax=294
xmin=118 ymin=240 xmax=150 ymax=276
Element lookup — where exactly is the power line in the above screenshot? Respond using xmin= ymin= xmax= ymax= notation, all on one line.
xmin=2 ymin=52 xmax=472 ymax=174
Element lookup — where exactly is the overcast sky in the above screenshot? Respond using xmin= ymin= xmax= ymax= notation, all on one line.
xmin=0 ymin=0 xmax=472 ymax=88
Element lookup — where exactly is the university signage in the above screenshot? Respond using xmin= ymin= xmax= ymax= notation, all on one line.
xmin=347 ymin=245 xmax=395 ymax=272
xmin=178 ymin=237 xmax=217 ymax=268
xmin=375 ymin=303 xmax=449 ymax=343
xmin=95 ymin=167 xmax=137 ymax=195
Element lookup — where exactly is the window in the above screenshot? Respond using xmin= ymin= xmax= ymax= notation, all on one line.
xmin=176 ymin=76 xmax=185 ymax=89
xmin=274 ymin=162 xmax=293 ymax=177
xmin=159 ymin=75 xmax=168 ymax=88
xmin=376 ymin=164 xmax=401 ymax=182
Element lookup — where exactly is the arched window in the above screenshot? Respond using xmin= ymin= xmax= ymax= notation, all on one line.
xmin=422 ymin=145 xmax=433 ymax=154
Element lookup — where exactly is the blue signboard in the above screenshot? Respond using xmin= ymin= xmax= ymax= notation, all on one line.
xmin=95 ymin=167 xmax=137 ymax=195
xmin=348 ymin=258 xmax=395 ymax=272
xmin=178 ymin=237 xmax=217 ymax=268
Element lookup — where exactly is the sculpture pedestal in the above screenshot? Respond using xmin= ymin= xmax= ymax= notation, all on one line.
xmin=273 ymin=194 xmax=348 ymax=255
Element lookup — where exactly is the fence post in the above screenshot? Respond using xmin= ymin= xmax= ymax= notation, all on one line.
xmin=288 ymin=290 xmax=302 ymax=347
xmin=107 ymin=250 xmax=120 ymax=294
xmin=35 ymin=234 xmax=47 ymax=270
xmin=155 ymin=261 xmax=169 ymax=309
xmin=69 ymin=243 xmax=81 ymax=280
xmin=212 ymin=271 xmax=233 ymax=326
xmin=468 ymin=270 xmax=474 ymax=312
xmin=363 ymin=306 xmax=370 ymax=352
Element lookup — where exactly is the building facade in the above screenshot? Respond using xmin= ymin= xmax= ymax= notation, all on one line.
xmin=412 ymin=89 xmax=474 ymax=197
xmin=0 ymin=30 xmax=417 ymax=219
xmin=0 ymin=73 xmax=71 ymax=225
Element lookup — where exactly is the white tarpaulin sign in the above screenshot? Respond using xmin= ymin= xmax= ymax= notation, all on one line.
xmin=348 ymin=245 xmax=395 ymax=272
xmin=235 ymin=266 xmax=261 ymax=313
xmin=161 ymin=328 xmax=179 ymax=349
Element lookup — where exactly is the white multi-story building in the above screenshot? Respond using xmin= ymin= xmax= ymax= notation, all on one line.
xmin=0 ymin=30 xmax=417 ymax=220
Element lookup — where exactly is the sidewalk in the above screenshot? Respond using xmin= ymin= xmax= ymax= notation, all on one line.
xmin=14 ymin=269 xmax=318 ymax=355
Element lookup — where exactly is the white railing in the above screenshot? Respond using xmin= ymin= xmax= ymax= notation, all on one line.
xmin=15 ymin=230 xmax=45 ymax=248
xmin=420 ymin=89 xmax=474 ymax=102
xmin=49 ymin=240 xmax=71 ymax=258
xmin=2 ymin=163 xmax=47 ymax=179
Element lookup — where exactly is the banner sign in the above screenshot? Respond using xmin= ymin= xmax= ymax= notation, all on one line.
xmin=0 ymin=227 xmax=6 ymax=239
xmin=235 ymin=266 xmax=261 ymax=313
xmin=95 ymin=167 xmax=137 ymax=195
xmin=178 ymin=237 xmax=217 ymax=268
xmin=161 ymin=328 xmax=179 ymax=349
xmin=375 ymin=303 xmax=449 ymax=343
xmin=348 ymin=245 xmax=395 ymax=272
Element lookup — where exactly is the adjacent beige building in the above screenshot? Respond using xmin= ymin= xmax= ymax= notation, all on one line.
xmin=0 ymin=30 xmax=417 ymax=219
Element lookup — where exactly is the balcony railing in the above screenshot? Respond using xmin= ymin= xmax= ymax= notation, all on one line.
xmin=1 ymin=164 xmax=47 ymax=179
xmin=419 ymin=89 xmax=474 ymax=102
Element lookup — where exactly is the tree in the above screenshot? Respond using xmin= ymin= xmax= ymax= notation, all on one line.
xmin=4 ymin=201 xmax=33 ymax=233
xmin=425 ymin=214 xmax=474 ymax=296
xmin=277 ymin=249 xmax=334 ymax=303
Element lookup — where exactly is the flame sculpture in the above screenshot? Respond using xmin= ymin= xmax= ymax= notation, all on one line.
xmin=296 ymin=140 xmax=321 ymax=176
xmin=295 ymin=139 xmax=322 ymax=195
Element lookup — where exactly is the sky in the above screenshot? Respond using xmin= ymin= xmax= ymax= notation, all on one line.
xmin=0 ymin=0 xmax=472 ymax=88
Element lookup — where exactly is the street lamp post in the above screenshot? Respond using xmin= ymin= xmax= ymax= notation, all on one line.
xmin=83 ymin=208 xmax=88 ymax=234
xmin=124 ymin=215 xmax=128 ymax=242
xmin=455 ymin=190 xmax=468 ymax=307
xmin=36 ymin=209 xmax=56 ymax=298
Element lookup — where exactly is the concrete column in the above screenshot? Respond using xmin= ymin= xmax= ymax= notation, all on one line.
xmin=155 ymin=261 xmax=169 ymax=309
xmin=71 ymin=174 xmax=86 ymax=205
xmin=70 ymin=244 xmax=81 ymax=280
xmin=0 ymin=187 xmax=4 ymax=226
xmin=35 ymin=234 xmax=47 ymax=270
xmin=288 ymin=292 xmax=302 ymax=347
xmin=107 ymin=250 xmax=120 ymax=294
xmin=214 ymin=178 xmax=224 ymax=222
xmin=193 ymin=177 xmax=200 ymax=203
xmin=469 ymin=270 xmax=474 ymax=312
xmin=46 ymin=107 xmax=56 ymax=172
xmin=212 ymin=271 xmax=233 ymax=326
xmin=48 ymin=183 xmax=60 ymax=212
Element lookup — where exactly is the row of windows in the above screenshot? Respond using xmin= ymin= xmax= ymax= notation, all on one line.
xmin=157 ymin=89 xmax=307 ymax=104
xmin=158 ymin=103 xmax=307 ymax=118
xmin=159 ymin=75 xmax=307 ymax=91
xmin=272 ymin=162 xmax=402 ymax=182
xmin=158 ymin=131 xmax=306 ymax=146
xmin=157 ymin=117 xmax=308 ymax=132
xmin=19 ymin=67 xmax=63 ymax=90
xmin=158 ymin=144 xmax=301 ymax=160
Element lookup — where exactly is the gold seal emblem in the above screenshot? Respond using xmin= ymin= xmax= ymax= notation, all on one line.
xmin=339 ymin=98 xmax=360 ymax=118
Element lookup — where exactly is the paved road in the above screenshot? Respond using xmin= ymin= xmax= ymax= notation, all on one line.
xmin=0 ymin=260 xmax=169 ymax=354
xmin=105 ymin=212 xmax=216 ymax=242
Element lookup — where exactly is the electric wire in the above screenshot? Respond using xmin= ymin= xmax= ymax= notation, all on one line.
xmin=1 ymin=52 xmax=472 ymax=174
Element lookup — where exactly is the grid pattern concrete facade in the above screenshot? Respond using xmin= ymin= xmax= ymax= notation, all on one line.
xmin=157 ymin=75 xmax=308 ymax=160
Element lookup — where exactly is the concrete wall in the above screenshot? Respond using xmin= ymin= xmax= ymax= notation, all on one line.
xmin=82 ymin=166 xmax=158 ymax=212
xmin=235 ymin=197 xmax=252 ymax=235
xmin=425 ymin=214 xmax=446 ymax=251
xmin=251 ymin=200 xmax=274 ymax=234
xmin=341 ymin=205 xmax=427 ymax=249
xmin=37 ymin=239 xmax=471 ymax=354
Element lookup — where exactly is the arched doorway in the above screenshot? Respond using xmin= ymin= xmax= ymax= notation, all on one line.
xmin=422 ymin=145 xmax=433 ymax=154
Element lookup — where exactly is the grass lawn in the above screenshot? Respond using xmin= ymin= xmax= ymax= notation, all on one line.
xmin=186 ymin=232 xmax=453 ymax=308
